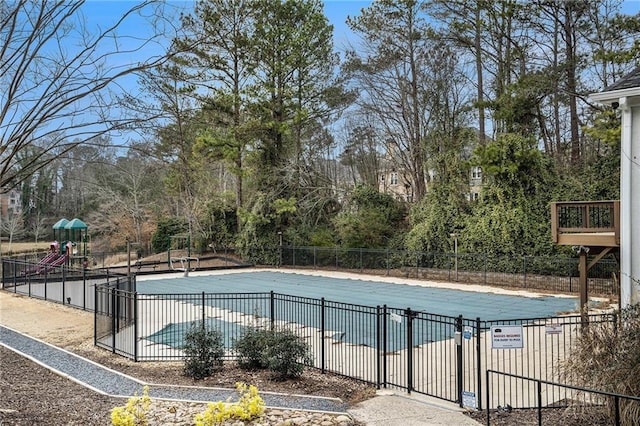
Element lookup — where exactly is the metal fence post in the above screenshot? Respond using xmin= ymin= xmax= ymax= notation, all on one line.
xmin=486 ymin=370 xmax=491 ymax=426
xmin=111 ymin=288 xmax=117 ymax=354
xmin=537 ymin=380 xmax=542 ymax=425
xmin=483 ymin=253 xmax=487 ymax=286
xmin=134 ymin=292 xmax=138 ymax=362
xmin=476 ymin=317 xmax=482 ymax=411
xmin=386 ymin=249 xmax=389 ymax=276
xmin=383 ymin=304 xmax=388 ymax=388
xmin=202 ymin=291 xmax=206 ymax=328
xmin=406 ymin=308 xmax=414 ymax=394
xmin=376 ymin=305 xmax=382 ymax=389
xmin=83 ymin=268 xmax=87 ymax=310
xmin=94 ymin=284 xmax=98 ymax=346
xmin=62 ymin=266 xmax=66 ymax=305
xmin=270 ymin=291 xmax=275 ymax=329
xmin=456 ymin=315 xmax=463 ymax=407
xmin=321 ymin=297 xmax=326 ymax=374
xmin=523 ymin=256 xmax=527 ymax=288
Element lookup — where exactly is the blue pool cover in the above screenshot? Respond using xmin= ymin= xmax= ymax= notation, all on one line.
xmin=137 ymin=270 xmax=578 ymax=320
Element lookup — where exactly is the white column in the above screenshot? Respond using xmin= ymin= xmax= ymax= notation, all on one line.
xmin=620 ymin=97 xmax=640 ymax=306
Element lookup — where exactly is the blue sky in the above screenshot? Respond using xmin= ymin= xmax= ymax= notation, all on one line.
xmin=74 ymin=0 xmax=640 ymax=147
xmin=80 ymin=0 xmax=640 ymax=69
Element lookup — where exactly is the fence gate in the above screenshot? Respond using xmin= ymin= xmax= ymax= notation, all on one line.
xmin=379 ymin=307 xmax=462 ymax=403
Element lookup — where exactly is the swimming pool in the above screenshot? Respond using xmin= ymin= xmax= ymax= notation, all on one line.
xmin=137 ymin=270 xmax=578 ymax=319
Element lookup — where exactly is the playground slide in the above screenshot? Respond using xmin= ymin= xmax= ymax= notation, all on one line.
xmin=46 ymin=253 xmax=68 ymax=269
xmin=37 ymin=253 xmax=68 ymax=275
xmin=23 ymin=251 xmax=59 ymax=275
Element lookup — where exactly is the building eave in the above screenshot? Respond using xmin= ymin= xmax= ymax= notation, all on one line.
xmin=590 ymin=87 xmax=640 ymax=104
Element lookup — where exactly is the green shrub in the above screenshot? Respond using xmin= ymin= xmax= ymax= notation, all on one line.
xmin=264 ymin=327 xmax=313 ymax=380
xmin=234 ymin=326 xmax=272 ymax=370
xmin=183 ymin=322 xmax=224 ymax=380
xmin=234 ymin=326 xmax=313 ymax=380
xmin=562 ymin=304 xmax=640 ymax=424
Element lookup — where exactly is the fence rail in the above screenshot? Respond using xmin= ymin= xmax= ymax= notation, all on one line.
xmin=1 ymin=258 xmax=129 ymax=311
xmin=272 ymin=246 xmax=618 ymax=295
xmin=485 ymin=370 xmax=640 ymax=426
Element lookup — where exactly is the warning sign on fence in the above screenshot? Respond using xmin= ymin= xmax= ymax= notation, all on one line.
xmin=491 ymin=325 xmax=524 ymax=349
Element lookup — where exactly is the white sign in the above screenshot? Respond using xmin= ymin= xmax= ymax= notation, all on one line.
xmin=545 ymin=324 xmax=563 ymax=335
xmin=462 ymin=391 xmax=477 ymax=409
xmin=491 ymin=325 xmax=524 ymax=349
xmin=463 ymin=326 xmax=473 ymax=340
xmin=389 ymin=312 xmax=402 ymax=324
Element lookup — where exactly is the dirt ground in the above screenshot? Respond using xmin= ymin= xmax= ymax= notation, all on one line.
xmin=0 ymin=291 xmax=375 ymax=425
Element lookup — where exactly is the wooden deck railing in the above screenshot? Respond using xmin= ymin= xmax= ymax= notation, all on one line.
xmin=551 ymin=200 xmax=620 ymax=247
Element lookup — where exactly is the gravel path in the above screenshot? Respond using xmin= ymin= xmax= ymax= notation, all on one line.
xmin=0 ymin=325 xmax=348 ymax=413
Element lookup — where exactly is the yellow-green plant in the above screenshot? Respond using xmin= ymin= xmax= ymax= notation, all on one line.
xmin=194 ymin=382 xmax=265 ymax=426
xmin=111 ymin=385 xmax=152 ymax=426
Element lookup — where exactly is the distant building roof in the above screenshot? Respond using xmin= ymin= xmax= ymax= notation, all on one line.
xmin=604 ymin=66 xmax=640 ymax=92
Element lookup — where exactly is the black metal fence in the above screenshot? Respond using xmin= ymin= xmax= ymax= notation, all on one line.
xmin=1 ymin=255 xmax=620 ymax=409
xmin=485 ymin=370 xmax=640 ymax=426
xmin=1 ymin=257 xmax=129 ymax=311
xmin=94 ymin=276 xmax=137 ymax=358
xmin=273 ymin=246 xmax=618 ymax=295
xmin=91 ymin=284 xmax=616 ymax=407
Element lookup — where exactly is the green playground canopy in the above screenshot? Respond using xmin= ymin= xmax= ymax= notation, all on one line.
xmin=52 ymin=218 xmax=69 ymax=229
xmin=65 ymin=218 xmax=87 ymax=230
xmin=51 ymin=218 xmax=88 ymax=256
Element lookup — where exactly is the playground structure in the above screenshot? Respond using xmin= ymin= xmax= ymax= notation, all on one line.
xmin=168 ymin=234 xmax=199 ymax=273
xmin=25 ymin=218 xmax=89 ymax=275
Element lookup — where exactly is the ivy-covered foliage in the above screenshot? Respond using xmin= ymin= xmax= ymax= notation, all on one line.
xmin=333 ymin=185 xmax=407 ymax=249
xmin=462 ymin=134 xmax=558 ymax=257
xmin=405 ymin=183 xmax=469 ymax=254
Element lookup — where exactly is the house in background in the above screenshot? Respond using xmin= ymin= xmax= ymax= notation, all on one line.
xmin=467 ymin=166 xmax=483 ymax=201
xmin=378 ymin=161 xmax=415 ymax=202
xmin=0 ymin=188 xmax=22 ymax=218
xmin=378 ymin=160 xmax=484 ymax=203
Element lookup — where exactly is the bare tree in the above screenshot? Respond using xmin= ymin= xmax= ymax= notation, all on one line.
xmin=0 ymin=212 xmax=25 ymax=251
xmin=0 ymin=0 xmax=176 ymax=191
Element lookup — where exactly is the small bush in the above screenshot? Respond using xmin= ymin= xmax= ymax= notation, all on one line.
xmin=183 ymin=322 xmax=224 ymax=380
xmin=233 ymin=325 xmax=272 ymax=370
xmin=234 ymin=325 xmax=313 ymax=380
xmin=194 ymin=382 xmax=265 ymax=426
xmin=111 ymin=385 xmax=152 ymax=426
xmin=562 ymin=303 xmax=640 ymax=424
xmin=264 ymin=327 xmax=313 ymax=380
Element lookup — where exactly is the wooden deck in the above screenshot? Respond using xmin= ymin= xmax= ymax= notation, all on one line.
xmin=551 ymin=201 xmax=620 ymax=248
